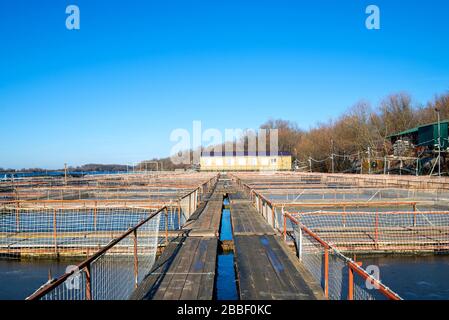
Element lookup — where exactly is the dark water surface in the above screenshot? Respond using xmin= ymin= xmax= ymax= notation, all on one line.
xmin=360 ymin=254 xmax=449 ymax=300
xmin=216 ymin=253 xmax=238 ymax=300
xmin=0 ymin=258 xmax=82 ymax=300
xmin=220 ymin=208 xmax=232 ymax=241
xmin=216 ymin=196 xmax=238 ymax=300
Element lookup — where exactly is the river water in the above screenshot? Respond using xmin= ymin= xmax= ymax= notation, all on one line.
xmin=359 ymin=254 xmax=449 ymax=300
xmin=0 ymin=258 xmax=83 ymax=300
xmin=1 ymin=253 xmax=448 ymax=300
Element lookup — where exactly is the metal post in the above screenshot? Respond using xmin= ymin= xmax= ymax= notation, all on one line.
xmin=348 ymin=265 xmax=354 ymax=300
xmin=358 ymin=152 xmax=362 ymax=174
xmin=64 ymin=163 xmax=67 ymax=185
xmin=331 ymin=154 xmax=335 ymax=174
xmin=331 ymin=139 xmax=335 ymax=174
xmin=438 ymin=110 xmax=441 ymax=177
xmin=324 ymin=248 xmax=329 ymax=299
xmin=413 ymin=203 xmax=417 ymax=227
xmin=164 ymin=207 xmax=169 ymax=245
xmin=416 ymin=158 xmax=419 ymax=176
xmin=53 ymin=208 xmax=58 ymax=254
xmin=85 ymin=265 xmax=92 ymax=300
xmin=94 ymin=202 xmax=97 ymax=232
xmin=368 ymin=147 xmax=371 ymax=175
xmin=177 ymin=203 xmax=181 ymax=228
xmin=15 ymin=207 xmax=20 ymax=233
xmin=283 ymin=210 xmax=287 ymax=241
xmin=375 ymin=211 xmax=379 ymax=248
xmin=133 ymin=230 xmax=138 ymax=288
xmin=298 ymin=228 xmax=303 ymax=260
xmin=188 ymin=194 xmax=192 ymax=217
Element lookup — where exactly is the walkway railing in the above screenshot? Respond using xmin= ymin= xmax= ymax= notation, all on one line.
xmin=24 ymin=175 xmax=219 ymax=300
xmin=285 ymin=212 xmax=402 ymax=300
xmin=230 ymin=174 xmax=403 ymax=300
xmin=26 ymin=207 xmax=163 ymax=300
xmin=283 ymin=209 xmax=449 ymax=253
xmin=1 ymin=175 xmax=218 ymax=256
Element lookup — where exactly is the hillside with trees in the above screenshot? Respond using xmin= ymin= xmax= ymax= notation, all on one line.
xmin=267 ymin=92 xmax=449 ymax=172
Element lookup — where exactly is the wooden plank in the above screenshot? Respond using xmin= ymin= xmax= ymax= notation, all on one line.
xmin=129 ymin=237 xmax=186 ymax=300
xmin=197 ymin=238 xmax=218 ymax=299
xmin=234 ymin=235 xmax=323 ymax=300
xmin=179 ymin=238 xmax=209 ymax=300
xmin=157 ymin=238 xmax=200 ymax=300
xmin=187 ymin=199 xmax=223 ymax=236
xmin=133 ymin=237 xmax=217 ymax=300
xmin=132 ymin=179 xmax=222 ymax=300
xmin=230 ymin=202 xmax=275 ymax=236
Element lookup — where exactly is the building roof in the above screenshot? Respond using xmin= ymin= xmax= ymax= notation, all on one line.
xmin=387 ymin=120 xmax=449 ymax=139
xmin=200 ymin=151 xmax=291 ymax=157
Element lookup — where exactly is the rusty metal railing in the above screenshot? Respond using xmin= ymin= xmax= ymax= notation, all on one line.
xmin=285 ymin=212 xmax=402 ymax=300
xmin=26 ymin=206 xmax=164 ymax=300
xmin=24 ymin=175 xmax=219 ymax=300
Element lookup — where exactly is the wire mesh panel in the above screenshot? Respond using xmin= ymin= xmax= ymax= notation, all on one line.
xmin=40 ymin=270 xmax=88 ymax=300
xmin=352 ymin=274 xmax=389 ymax=300
xmin=274 ymin=207 xmax=283 ymax=231
xmin=36 ymin=212 xmax=161 ymax=300
xmin=266 ymin=204 xmax=274 ymax=228
xmin=290 ymin=217 xmax=402 ymax=300
xmin=327 ymin=252 xmax=347 ymax=300
xmin=295 ymin=227 xmax=324 ymax=288
xmin=292 ymin=211 xmax=449 ymax=252
xmin=179 ymin=193 xmax=193 ymax=222
xmin=0 ymin=207 xmax=158 ymax=256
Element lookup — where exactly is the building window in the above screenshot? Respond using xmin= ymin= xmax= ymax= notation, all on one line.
xmin=215 ymin=158 xmax=223 ymax=166
xmin=271 ymin=158 xmax=277 ymax=164
xmin=238 ymin=158 xmax=246 ymax=165
xmin=205 ymin=159 xmax=212 ymax=166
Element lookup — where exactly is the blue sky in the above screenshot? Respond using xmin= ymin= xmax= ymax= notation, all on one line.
xmin=1 ymin=0 xmax=449 ymax=169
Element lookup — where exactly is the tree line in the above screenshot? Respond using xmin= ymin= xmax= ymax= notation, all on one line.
xmin=138 ymin=91 xmax=449 ymax=172
xmin=263 ymin=92 xmax=449 ymax=172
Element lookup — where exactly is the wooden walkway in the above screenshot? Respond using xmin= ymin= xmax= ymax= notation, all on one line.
xmin=130 ymin=236 xmax=217 ymax=300
xmin=132 ymin=179 xmax=323 ymax=300
xmin=233 ymin=235 xmax=322 ymax=300
xmin=229 ymin=189 xmax=324 ymax=300
xmin=131 ymin=179 xmax=225 ymax=300
xmin=185 ymin=200 xmax=223 ymax=237
xmin=229 ymin=199 xmax=275 ymax=236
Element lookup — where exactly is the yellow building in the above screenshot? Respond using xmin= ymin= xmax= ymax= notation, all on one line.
xmin=200 ymin=152 xmax=292 ymax=171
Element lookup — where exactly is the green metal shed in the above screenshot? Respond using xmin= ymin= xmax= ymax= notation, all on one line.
xmin=388 ymin=120 xmax=449 ymax=150
xmin=417 ymin=121 xmax=449 ymax=149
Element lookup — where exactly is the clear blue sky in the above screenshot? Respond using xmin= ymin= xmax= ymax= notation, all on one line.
xmin=1 ymin=0 xmax=448 ymax=169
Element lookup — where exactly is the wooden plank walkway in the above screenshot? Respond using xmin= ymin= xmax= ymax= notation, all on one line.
xmin=233 ymin=235 xmax=323 ymax=300
xmin=230 ymin=197 xmax=275 ymax=236
xmin=229 ymin=187 xmax=324 ymax=300
xmin=131 ymin=179 xmax=224 ymax=300
xmin=131 ymin=237 xmax=217 ymax=300
xmin=132 ymin=177 xmax=323 ymax=300
xmin=186 ymin=200 xmax=223 ymax=237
